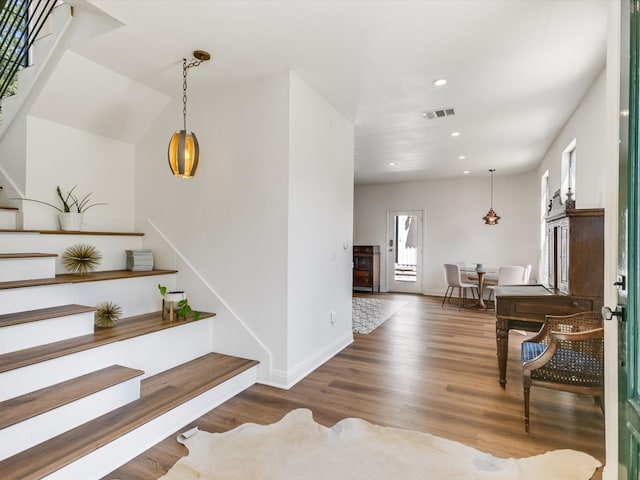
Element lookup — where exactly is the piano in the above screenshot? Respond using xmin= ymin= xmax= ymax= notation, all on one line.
xmin=494 ymin=284 xmax=602 ymax=388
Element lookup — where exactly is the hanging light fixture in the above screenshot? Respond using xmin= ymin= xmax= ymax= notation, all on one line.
xmin=168 ymin=50 xmax=211 ymax=178
xmin=482 ymin=168 xmax=501 ymax=225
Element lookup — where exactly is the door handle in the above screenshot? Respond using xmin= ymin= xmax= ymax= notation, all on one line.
xmin=602 ymin=306 xmax=624 ymax=321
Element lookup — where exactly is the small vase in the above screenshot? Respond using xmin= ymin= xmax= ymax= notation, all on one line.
xmin=58 ymin=212 xmax=83 ymax=231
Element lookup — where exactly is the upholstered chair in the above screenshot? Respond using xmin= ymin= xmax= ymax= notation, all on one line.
xmin=442 ymin=263 xmax=479 ymax=310
xmin=521 ymin=311 xmax=604 ymax=432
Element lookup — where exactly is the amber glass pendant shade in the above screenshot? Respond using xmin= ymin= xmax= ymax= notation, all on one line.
xmin=168 ymin=130 xmax=200 ymax=178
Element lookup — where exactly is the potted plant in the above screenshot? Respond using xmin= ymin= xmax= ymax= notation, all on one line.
xmin=158 ymin=284 xmax=201 ymax=320
xmin=19 ymin=185 xmax=106 ymax=231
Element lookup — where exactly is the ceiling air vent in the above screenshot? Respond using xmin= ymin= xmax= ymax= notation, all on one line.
xmin=422 ymin=107 xmax=456 ymax=120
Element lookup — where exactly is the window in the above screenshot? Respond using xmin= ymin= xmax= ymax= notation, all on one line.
xmin=561 ymin=139 xmax=577 ymax=203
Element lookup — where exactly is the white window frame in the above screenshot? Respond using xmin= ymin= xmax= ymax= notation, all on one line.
xmin=561 ymin=139 xmax=577 ymax=203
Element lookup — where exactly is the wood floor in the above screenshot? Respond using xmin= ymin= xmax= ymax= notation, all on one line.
xmin=105 ymin=293 xmax=605 ymax=479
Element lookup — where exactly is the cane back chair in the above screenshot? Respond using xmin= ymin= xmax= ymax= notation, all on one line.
xmin=521 ymin=311 xmax=604 ymax=432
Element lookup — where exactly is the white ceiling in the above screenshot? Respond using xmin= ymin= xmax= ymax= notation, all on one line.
xmin=72 ymin=0 xmax=608 ymax=184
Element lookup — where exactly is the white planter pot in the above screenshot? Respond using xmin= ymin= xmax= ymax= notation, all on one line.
xmin=58 ymin=212 xmax=83 ymax=231
xmin=162 ymin=291 xmax=185 ymax=320
xmin=164 ymin=292 xmax=185 ymax=303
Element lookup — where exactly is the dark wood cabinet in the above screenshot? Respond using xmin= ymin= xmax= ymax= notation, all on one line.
xmin=546 ymin=206 xmax=604 ymax=300
xmin=353 ymin=245 xmax=380 ymax=293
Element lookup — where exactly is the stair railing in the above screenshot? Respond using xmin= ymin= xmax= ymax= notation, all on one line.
xmin=0 ymin=0 xmax=57 ymax=108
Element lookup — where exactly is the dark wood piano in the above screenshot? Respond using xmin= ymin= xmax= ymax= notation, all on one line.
xmin=494 ymin=195 xmax=604 ymax=388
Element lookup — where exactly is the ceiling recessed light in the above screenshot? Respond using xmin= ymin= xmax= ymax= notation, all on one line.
xmin=433 ymin=78 xmax=448 ymax=87
xmin=388 ymin=162 xmax=396 ymax=167
xmin=463 ymin=170 xmax=470 ymax=174
xmin=451 ymin=132 xmax=461 ymax=137
xmin=458 ymin=155 xmax=466 ymax=160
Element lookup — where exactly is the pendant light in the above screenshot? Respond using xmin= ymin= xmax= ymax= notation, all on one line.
xmin=168 ymin=50 xmax=211 ymax=178
xmin=482 ymin=168 xmax=501 ymax=225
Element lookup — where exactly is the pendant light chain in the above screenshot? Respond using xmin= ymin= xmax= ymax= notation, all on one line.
xmin=182 ymin=57 xmax=206 ymax=131
xmin=182 ymin=59 xmax=188 ymax=131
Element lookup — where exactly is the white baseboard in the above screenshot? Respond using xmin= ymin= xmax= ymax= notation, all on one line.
xmin=264 ymin=331 xmax=353 ymax=389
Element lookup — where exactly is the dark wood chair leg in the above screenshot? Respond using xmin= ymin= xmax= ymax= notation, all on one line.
xmin=524 ymin=376 xmax=531 ymax=432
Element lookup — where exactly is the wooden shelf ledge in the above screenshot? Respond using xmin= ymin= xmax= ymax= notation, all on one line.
xmin=0 ymin=229 xmax=144 ymax=236
xmin=0 ymin=269 xmax=178 ymax=291
xmin=0 ymin=304 xmax=96 ymax=329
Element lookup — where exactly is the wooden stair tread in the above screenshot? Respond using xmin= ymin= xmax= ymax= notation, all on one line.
xmin=0 ymin=304 xmax=95 ymax=328
xmin=0 ymin=206 xmax=18 ymax=211
xmin=0 ymin=365 xmax=144 ymax=430
xmin=0 ymin=252 xmax=58 ymax=259
xmin=0 ymin=268 xmax=177 ymax=290
xmin=0 ymin=229 xmax=143 ymax=236
xmin=0 ymin=353 xmax=258 ymax=480
xmin=0 ymin=310 xmax=215 ymax=374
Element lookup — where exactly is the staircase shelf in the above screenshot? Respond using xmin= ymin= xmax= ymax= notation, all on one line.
xmin=0 ymin=229 xmax=259 ymax=479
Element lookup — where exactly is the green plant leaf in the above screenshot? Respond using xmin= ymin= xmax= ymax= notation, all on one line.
xmin=158 ymin=284 xmax=167 ymax=296
xmin=193 ymin=311 xmax=201 ymax=321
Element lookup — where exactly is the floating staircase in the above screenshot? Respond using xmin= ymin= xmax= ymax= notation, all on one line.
xmin=0 ymin=228 xmax=259 ymax=479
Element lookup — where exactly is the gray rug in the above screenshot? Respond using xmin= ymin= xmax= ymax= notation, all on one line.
xmin=352 ymin=297 xmax=408 ymax=334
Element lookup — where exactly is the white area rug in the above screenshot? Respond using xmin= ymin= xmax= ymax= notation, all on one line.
xmin=352 ymin=297 xmax=408 ymax=334
xmin=160 ymin=409 xmax=600 ymax=480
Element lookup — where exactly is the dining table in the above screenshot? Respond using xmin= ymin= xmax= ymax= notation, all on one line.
xmin=460 ymin=265 xmax=498 ymax=310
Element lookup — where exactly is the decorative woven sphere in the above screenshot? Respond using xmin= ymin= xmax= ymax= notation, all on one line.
xmin=94 ymin=301 xmax=122 ymax=328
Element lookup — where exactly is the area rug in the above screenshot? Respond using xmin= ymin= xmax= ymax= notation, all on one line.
xmin=159 ymin=409 xmax=600 ymax=480
xmin=352 ymin=297 xmax=407 ymax=334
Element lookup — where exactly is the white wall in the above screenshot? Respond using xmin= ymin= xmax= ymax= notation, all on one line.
xmin=354 ymin=171 xmax=539 ymax=295
xmin=285 ymin=72 xmax=354 ymax=387
xmin=22 ymin=117 xmax=135 ymax=231
xmin=135 ymin=72 xmax=290 ymax=380
xmin=537 ymin=69 xmax=607 ymax=209
xmin=135 ymin=71 xmax=354 ymax=387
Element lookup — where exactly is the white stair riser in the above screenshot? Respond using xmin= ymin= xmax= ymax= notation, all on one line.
xmin=70 ymin=274 xmax=177 ymax=318
xmin=0 ymin=312 xmax=95 ymax=355
xmin=44 ymin=366 xmax=258 ymax=480
xmin=0 ymin=318 xmax=213 ymax=401
xmin=0 ymin=234 xmax=144 ymax=273
xmin=0 ymin=284 xmax=75 ymax=315
xmin=0 ymin=376 xmax=141 ymax=461
xmin=0 ymin=210 xmax=17 ymax=229
xmin=0 ymin=274 xmax=176 ymax=317
xmin=0 ymin=257 xmax=56 ymax=282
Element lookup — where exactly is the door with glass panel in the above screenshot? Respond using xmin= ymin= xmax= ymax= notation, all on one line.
xmin=387 ymin=210 xmax=423 ymax=293
xmin=618 ymin=1 xmax=639 ymax=477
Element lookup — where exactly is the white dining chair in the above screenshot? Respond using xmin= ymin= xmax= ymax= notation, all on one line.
xmin=453 ymin=261 xmax=477 ymax=290
xmin=442 ymin=263 xmax=479 ymax=310
xmin=486 ymin=265 xmax=526 ymax=306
